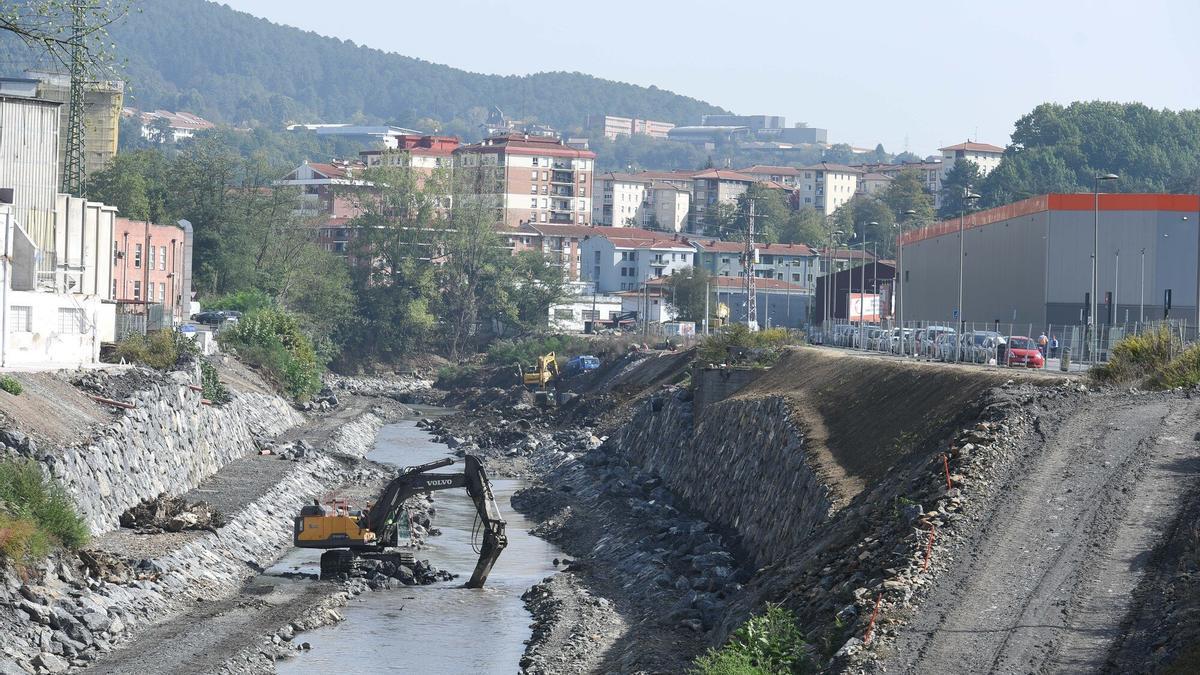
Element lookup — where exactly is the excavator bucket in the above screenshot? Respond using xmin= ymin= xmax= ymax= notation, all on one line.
xmin=463 ymin=455 xmax=508 ymax=588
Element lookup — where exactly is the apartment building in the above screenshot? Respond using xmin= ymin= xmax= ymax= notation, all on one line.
xmin=593 ymin=173 xmax=692 ymax=232
xmin=858 ymin=172 xmax=893 ymax=196
xmin=689 ymin=169 xmax=756 ymax=231
xmin=692 ymin=240 xmax=820 ymax=289
xmin=126 ymin=108 xmax=215 ymax=142
xmin=581 ymin=234 xmax=695 ymax=293
xmin=736 ymin=165 xmax=804 ymax=188
xmin=796 ymin=163 xmax=862 ymax=215
xmin=592 ymin=115 xmax=675 ymax=140
xmin=454 ymin=135 xmax=595 ymax=228
xmin=277 ymin=160 xmax=371 ymax=255
xmin=359 ymin=135 xmax=459 ymax=172
xmin=939 ymin=141 xmax=1005 ymax=177
xmin=853 ymin=160 xmax=944 ymax=207
xmin=112 ymin=217 xmax=191 ymax=324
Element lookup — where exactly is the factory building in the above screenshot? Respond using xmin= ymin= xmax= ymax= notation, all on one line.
xmin=898 ymin=193 xmax=1200 ymax=329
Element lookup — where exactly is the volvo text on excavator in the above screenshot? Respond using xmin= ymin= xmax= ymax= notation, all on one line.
xmin=293 ymin=455 xmax=507 ymax=587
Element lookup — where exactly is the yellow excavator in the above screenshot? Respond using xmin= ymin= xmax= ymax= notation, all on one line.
xmin=293 ymin=455 xmax=507 ymax=587
xmin=518 ymin=352 xmax=560 ymax=406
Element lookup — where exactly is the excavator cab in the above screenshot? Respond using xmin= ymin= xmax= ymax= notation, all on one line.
xmin=293 ymin=455 xmax=507 ymax=587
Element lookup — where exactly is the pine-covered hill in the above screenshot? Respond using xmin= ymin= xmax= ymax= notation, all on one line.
xmin=0 ymin=0 xmax=725 ymax=137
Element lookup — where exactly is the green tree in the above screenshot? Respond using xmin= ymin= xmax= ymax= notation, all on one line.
xmin=938 ymin=159 xmax=984 ymax=219
xmin=980 ymin=147 xmax=1080 ymax=207
xmin=831 ymin=195 xmax=895 ymax=255
xmin=776 ymin=206 xmax=826 ymax=246
xmin=0 ymin=0 xmax=128 ymax=68
xmin=881 ymin=168 xmax=935 ymax=226
xmin=736 ymin=184 xmax=791 ymax=244
xmin=666 ymin=266 xmax=712 ymax=323
xmin=510 ymin=251 xmax=567 ymax=331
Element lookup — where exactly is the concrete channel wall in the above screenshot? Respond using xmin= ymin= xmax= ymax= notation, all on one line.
xmin=50 ymin=372 xmax=303 ymax=533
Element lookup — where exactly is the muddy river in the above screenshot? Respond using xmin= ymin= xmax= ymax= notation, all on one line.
xmin=274 ymin=420 xmax=563 ymax=674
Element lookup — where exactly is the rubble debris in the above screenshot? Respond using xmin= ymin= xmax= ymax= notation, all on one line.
xmin=118 ymin=493 xmax=227 ymax=534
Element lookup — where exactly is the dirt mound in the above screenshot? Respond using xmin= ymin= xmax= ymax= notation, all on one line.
xmin=118 ymin=493 xmax=227 ymax=533
xmin=738 ymin=347 xmax=1058 ymax=504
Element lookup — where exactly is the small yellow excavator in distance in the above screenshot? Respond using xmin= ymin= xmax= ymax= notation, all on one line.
xmin=518 ymin=352 xmax=560 ymax=406
xmin=293 ymin=455 xmax=507 ymax=587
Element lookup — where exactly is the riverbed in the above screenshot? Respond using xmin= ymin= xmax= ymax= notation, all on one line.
xmin=275 ymin=421 xmax=564 ymax=674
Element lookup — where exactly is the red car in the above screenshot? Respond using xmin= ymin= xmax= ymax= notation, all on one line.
xmin=1005 ymin=336 xmax=1045 ymax=368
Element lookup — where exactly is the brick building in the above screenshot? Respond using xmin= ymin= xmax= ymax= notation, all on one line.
xmin=112 ymin=217 xmax=191 ymax=323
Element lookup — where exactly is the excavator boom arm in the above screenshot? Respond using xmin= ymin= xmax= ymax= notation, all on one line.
xmin=364 ymin=455 xmax=507 ymax=588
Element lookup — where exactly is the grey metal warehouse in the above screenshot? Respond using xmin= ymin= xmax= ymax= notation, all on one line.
xmin=898 ymin=193 xmax=1200 ymax=328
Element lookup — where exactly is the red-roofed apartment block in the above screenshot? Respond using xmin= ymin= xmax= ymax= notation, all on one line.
xmin=454 ymin=134 xmax=596 ymax=229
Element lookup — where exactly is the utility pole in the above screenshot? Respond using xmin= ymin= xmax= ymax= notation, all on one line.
xmin=744 ymin=199 xmax=757 ymax=330
xmin=62 ymin=2 xmax=87 ymax=196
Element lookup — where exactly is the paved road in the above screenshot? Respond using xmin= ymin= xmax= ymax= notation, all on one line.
xmin=881 ymin=392 xmax=1200 ymax=674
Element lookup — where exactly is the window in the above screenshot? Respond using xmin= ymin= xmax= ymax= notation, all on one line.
xmin=159 ymin=246 xmax=167 ymax=270
xmin=531 ymin=170 xmax=538 ymax=179
xmin=9 ymin=306 xmax=31 ymax=332
xmin=540 ymin=212 xmax=547 ymax=222
xmin=132 ymin=280 xmax=142 ymax=300
xmin=134 ymin=243 xmax=143 ymax=268
xmin=159 ymin=282 xmax=167 ymax=304
xmin=532 ymin=157 xmax=539 ymax=167
xmin=793 ymin=273 xmax=801 ymax=282
xmin=531 ymin=198 xmax=538 ymax=209
xmin=57 ymin=308 xmax=85 ymax=334
xmin=594 ymin=251 xmax=600 ymax=263
xmin=904 ymin=270 xmax=910 ymax=282
xmin=541 ymin=185 xmax=547 ymax=194
xmin=582 ymin=310 xmax=599 ymax=321
xmin=112 ymin=279 xmax=117 ymax=297
xmin=620 ymin=268 xmax=627 ymax=277
xmin=541 ymin=198 xmax=548 ymax=208
xmin=579 ymin=187 xmax=586 ymax=197
xmin=554 ymin=309 xmax=574 ymax=320
xmin=531 ymin=185 xmax=538 ymax=194
xmin=148 ymin=244 xmax=156 ymax=270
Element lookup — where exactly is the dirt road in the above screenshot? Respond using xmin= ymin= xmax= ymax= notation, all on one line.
xmin=881 ymin=392 xmax=1200 ymax=674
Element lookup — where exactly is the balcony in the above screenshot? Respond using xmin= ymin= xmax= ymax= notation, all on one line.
xmin=552 ymin=186 xmax=575 ymax=197
xmin=550 ymin=170 xmax=574 ymax=184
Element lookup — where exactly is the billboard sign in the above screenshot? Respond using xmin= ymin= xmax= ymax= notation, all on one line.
xmin=849 ymin=293 xmax=882 ymax=322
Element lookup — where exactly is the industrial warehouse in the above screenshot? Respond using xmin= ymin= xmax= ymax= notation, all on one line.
xmin=897 ymin=193 xmax=1200 ymax=329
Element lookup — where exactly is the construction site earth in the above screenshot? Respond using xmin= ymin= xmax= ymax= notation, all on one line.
xmin=0 ymin=342 xmax=1197 ymax=674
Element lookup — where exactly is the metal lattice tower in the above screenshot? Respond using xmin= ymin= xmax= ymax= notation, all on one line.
xmin=61 ymin=3 xmax=87 ymax=196
xmin=744 ymin=199 xmax=756 ymax=329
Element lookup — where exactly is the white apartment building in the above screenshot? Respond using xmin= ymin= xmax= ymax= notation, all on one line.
xmin=796 ymin=163 xmax=861 ymax=215
xmin=593 ymin=173 xmax=691 ymax=232
xmin=581 ymin=234 xmax=695 ymax=293
xmin=939 ymin=141 xmax=1005 ymax=177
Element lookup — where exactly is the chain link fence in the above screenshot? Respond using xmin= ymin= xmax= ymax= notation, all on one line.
xmin=814 ymin=318 xmax=1200 ymax=372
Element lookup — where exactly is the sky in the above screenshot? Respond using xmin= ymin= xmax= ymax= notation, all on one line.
xmin=220 ymin=0 xmax=1200 ymax=156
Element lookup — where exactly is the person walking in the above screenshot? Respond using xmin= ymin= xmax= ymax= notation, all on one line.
xmin=1050 ymin=335 xmax=1059 ymax=359
xmin=1037 ymin=332 xmax=1049 ymax=357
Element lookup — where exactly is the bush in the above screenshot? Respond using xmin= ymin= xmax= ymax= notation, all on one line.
xmin=0 ymin=376 xmax=21 ymax=396
xmin=202 ymin=289 xmax=274 ymax=314
xmin=219 ymin=308 xmax=323 ymax=400
xmin=697 ymin=325 xmax=796 ymax=367
xmin=114 ymin=330 xmax=196 ymax=371
xmin=0 ymin=459 xmax=89 ymax=567
xmin=1093 ymin=326 xmax=1177 ymax=384
xmin=199 ymin=359 xmax=231 ymax=404
xmin=485 ymin=335 xmax=587 ymax=367
xmin=1092 ymin=326 xmax=1200 ymax=389
xmin=692 ymin=604 xmax=814 ymax=675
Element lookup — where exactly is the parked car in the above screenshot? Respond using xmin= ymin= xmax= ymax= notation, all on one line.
xmin=920 ymin=326 xmax=955 ymax=358
xmin=890 ymin=328 xmax=914 ymax=354
xmin=934 ymin=332 xmax=959 ymax=361
xmin=1005 ymin=335 xmax=1045 ymax=368
xmin=191 ymin=310 xmax=239 ymax=326
xmin=963 ymin=331 xmax=1006 ymax=363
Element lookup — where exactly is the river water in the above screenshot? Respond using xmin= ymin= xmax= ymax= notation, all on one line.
xmin=274 ymin=420 xmax=563 ymax=674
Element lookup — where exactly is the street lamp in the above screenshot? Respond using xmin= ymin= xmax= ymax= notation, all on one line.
xmin=1139 ymin=247 xmax=1146 ymax=324
xmin=956 ymin=190 xmax=981 ymax=362
xmin=897 ymin=209 xmax=917 ymax=356
xmin=1092 ymin=173 xmax=1119 ymax=360
xmin=825 ymin=228 xmax=844 ymax=337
